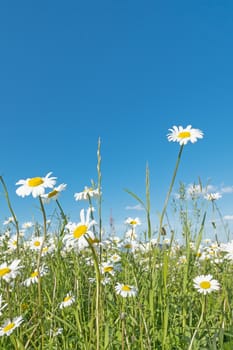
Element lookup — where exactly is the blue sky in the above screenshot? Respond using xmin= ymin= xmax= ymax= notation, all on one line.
xmin=0 ymin=1 xmax=233 ymax=239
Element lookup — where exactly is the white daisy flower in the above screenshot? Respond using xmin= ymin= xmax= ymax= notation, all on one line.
xmin=220 ymin=241 xmax=233 ymax=261
xmin=7 ymin=234 xmax=18 ymax=251
xmin=28 ymin=236 xmax=44 ymax=251
xmin=178 ymin=255 xmax=187 ymax=265
xmin=59 ymin=292 xmax=75 ymax=309
xmin=74 ymin=186 xmax=100 ymax=201
xmin=204 ymin=192 xmax=222 ymax=201
xmin=3 ymin=217 xmax=14 ymax=226
xmin=187 ymin=184 xmax=202 ymax=197
xmin=0 ymin=316 xmax=23 ymax=336
xmin=63 ymin=208 xmax=96 ymax=250
xmin=22 ymin=221 xmax=33 ymax=229
xmin=124 ymin=228 xmax=137 ymax=240
xmin=167 ymin=125 xmax=203 ymax=145
xmin=115 ymin=283 xmax=138 ymax=297
xmin=41 ymin=183 xmax=67 ymax=203
xmin=16 ymin=172 xmax=57 ymax=198
xmin=0 ymin=259 xmax=22 ymax=282
xmin=193 ymin=274 xmax=220 ymax=295
xmin=125 ymin=217 xmax=141 ymax=227
xmin=22 ymin=265 xmax=48 ymax=287
xmin=49 ymin=327 xmax=63 ymax=337
xmin=109 ymin=254 xmax=121 ymax=263
xmin=100 ymin=262 xmax=115 ymax=276
xmin=120 ymin=239 xmax=139 ymax=253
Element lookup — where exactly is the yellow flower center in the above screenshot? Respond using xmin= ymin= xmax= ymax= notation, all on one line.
xmin=64 ymin=296 xmax=71 ymax=302
xmin=33 ymin=241 xmax=41 ymax=247
xmin=122 ymin=285 xmax=131 ymax=292
xmin=112 ymin=255 xmax=119 ymax=261
xmin=124 ymin=244 xmax=132 ymax=249
xmin=84 ymin=187 xmax=93 ymax=192
xmin=200 ymin=281 xmax=211 ymax=289
xmin=3 ymin=322 xmax=15 ymax=333
xmin=21 ymin=303 xmax=28 ymax=311
xmin=48 ymin=190 xmax=58 ymax=198
xmin=31 ymin=271 xmax=38 ymax=278
xmin=0 ymin=267 xmax=11 ymax=277
xmin=103 ymin=266 xmax=113 ymax=273
xmin=73 ymin=225 xmax=88 ymax=239
xmin=130 ymin=220 xmax=137 ymax=225
xmin=28 ymin=177 xmax=44 ymax=187
xmin=178 ymin=131 xmax=191 ymax=139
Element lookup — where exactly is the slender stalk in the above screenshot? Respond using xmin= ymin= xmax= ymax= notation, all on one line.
xmin=56 ymin=199 xmax=68 ymax=226
xmin=146 ymin=164 xmax=152 ymax=241
xmin=158 ymin=145 xmax=184 ymax=243
xmin=86 ymin=237 xmax=101 ymax=349
xmin=97 ymin=138 xmax=102 ymax=254
xmin=188 ymin=297 xmax=206 ymax=350
xmin=214 ymin=201 xmax=230 ymax=241
xmin=0 ymin=176 xmax=20 ymax=256
xmin=36 ymin=196 xmax=47 ymax=349
xmin=56 ymin=199 xmax=68 ymax=239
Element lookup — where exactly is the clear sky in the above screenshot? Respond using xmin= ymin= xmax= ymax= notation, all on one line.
xmin=1 ymin=1 xmax=233 ymax=239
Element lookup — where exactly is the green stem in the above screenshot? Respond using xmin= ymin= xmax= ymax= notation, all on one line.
xmin=188 ymin=297 xmax=205 ymax=350
xmin=158 ymin=144 xmax=184 ymax=243
xmin=56 ymin=199 xmax=68 ymax=239
xmin=146 ymin=164 xmax=152 ymax=241
xmin=0 ymin=176 xmax=20 ymax=256
xmin=36 ymin=196 xmax=47 ymax=349
xmin=97 ymin=138 xmax=102 ymax=260
xmin=56 ymin=199 xmax=68 ymax=226
xmin=86 ymin=237 xmax=101 ymax=349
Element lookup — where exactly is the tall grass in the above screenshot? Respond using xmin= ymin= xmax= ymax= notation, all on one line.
xmin=0 ymin=140 xmax=232 ymax=349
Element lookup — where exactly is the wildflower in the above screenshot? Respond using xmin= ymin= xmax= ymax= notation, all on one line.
xmin=16 ymin=172 xmax=57 ymax=198
xmin=125 ymin=228 xmax=137 ymax=240
xmin=22 ymin=265 xmax=48 ymax=287
xmin=49 ymin=327 xmax=63 ymax=337
xmin=120 ymin=239 xmax=138 ymax=253
xmin=7 ymin=234 xmax=21 ymax=251
xmin=100 ymin=262 xmax=115 ymax=276
xmin=220 ymin=241 xmax=233 ymax=260
xmin=0 ymin=316 xmax=23 ymax=336
xmin=74 ymin=186 xmax=100 ymax=201
xmin=187 ymin=184 xmax=202 ymax=198
xmin=22 ymin=221 xmax=33 ymax=229
xmin=193 ymin=274 xmax=220 ymax=295
xmin=115 ymin=283 xmax=138 ymax=297
xmin=59 ymin=292 xmax=75 ymax=309
xmin=41 ymin=183 xmax=67 ymax=203
xmin=167 ymin=125 xmax=203 ymax=145
xmin=63 ymin=208 xmax=96 ymax=250
xmin=89 ymin=276 xmax=111 ymax=285
xmin=178 ymin=255 xmax=187 ymax=265
xmin=41 ymin=244 xmax=54 ymax=257
xmin=204 ymin=192 xmax=222 ymax=201
xmin=28 ymin=236 xmax=44 ymax=251
xmin=3 ymin=217 xmax=14 ymax=226
xmin=0 ymin=260 xmax=22 ymax=282
xmin=109 ymin=254 xmax=121 ymax=263
xmin=125 ymin=217 xmax=141 ymax=227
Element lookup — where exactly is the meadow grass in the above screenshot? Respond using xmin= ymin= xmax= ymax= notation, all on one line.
xmin=0 ymin=130 xmax=233 ymax=349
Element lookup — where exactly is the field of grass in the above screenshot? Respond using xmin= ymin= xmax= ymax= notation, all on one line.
xmin=0 ymin=130 xmax=233 ymax=349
